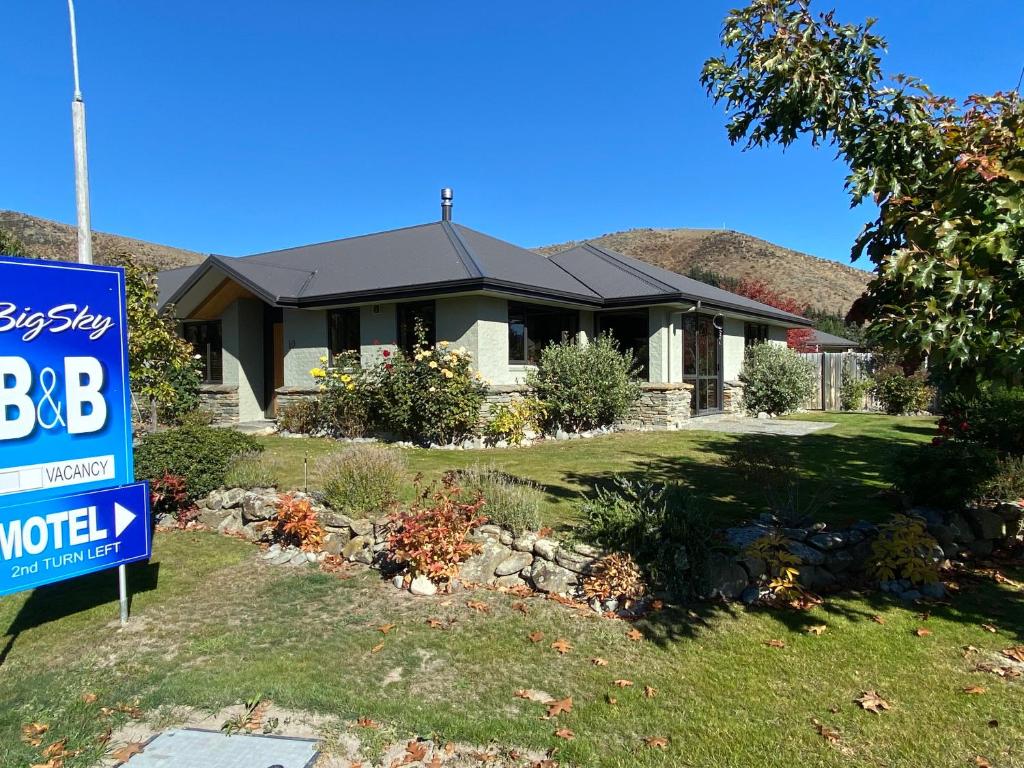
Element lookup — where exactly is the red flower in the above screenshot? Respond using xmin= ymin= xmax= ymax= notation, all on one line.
xmin=385 ymin=363 xmax=393 ymax=371
xmin=382 ymin=349 xmax=391 ymax=358
xmin=959 ymin=421 xmax=969 ymax=432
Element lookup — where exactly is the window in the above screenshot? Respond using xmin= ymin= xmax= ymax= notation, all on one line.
xmin=183 ymin=321 xmax=223 ymax=384
xmin=596 ymin=310 xmax=649 ymax=378
xmin=327 ymin=308 xmax=360 ymax=359
xmin=508 ymin=302 xmax=579 ymax=364
xmin=396 ymin=300 xmax=436 ymax=354
xmin=745 ymin=322 xmax=770 ymax=347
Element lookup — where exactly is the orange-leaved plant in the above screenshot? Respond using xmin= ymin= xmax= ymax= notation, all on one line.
xmin=275 ymin=494 xmax=325 ymax=552
xmin=387 ymin=476 xmax=487 ymax=585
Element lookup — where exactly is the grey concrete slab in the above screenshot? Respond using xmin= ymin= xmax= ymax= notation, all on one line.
xmin=675 ymin=415 xmax=837 ymax=436
xmin=122 ymin=728 xmax=318 ymax=768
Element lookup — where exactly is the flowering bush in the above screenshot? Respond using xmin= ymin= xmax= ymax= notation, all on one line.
xmin=309 ymin=351 xmax=372 ymax=437
xmin=275 ymin=494 xmax=325 ymax=551
xmin=939 ymin=388 xmax=1024 ymax=455
xmin=387 ymin=477 xmax=487 ymax=584
xmin=150 ymin=472 xmax=198 ymax=528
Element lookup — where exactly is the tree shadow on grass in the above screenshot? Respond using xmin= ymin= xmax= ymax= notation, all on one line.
xmin=0 ymin=560 xmax=161 ymax=668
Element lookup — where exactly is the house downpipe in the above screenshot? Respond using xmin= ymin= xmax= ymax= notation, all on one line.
xmin=441 ymin=188 xmax=453 ymax=221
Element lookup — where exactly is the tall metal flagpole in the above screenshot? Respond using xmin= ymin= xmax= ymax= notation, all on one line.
xmin=67 ymin=0 xmax=128 ymax=626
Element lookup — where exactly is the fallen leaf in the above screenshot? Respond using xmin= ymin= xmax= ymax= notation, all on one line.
xmin=612 ymin=679 xmax=634 ymax=688
xmin=550 ymin=638 xmax=572 ymax=655
xmin=545 ymin=697 xmax=573 ymax=718
xmin=974 ymin=757 xmax=992 ymax=768
xmin=370 ymin=641 xmax=385 ymax=654
xmin=378 ymin=623 xmax=396 ymax=635
xmin=426 ymin=754 xmax=442 ymax=768
xmin=405 ymin=741 xmax=428 ymax=762
xmin=644 ymin=736 xmax=669 ymax=749
xmin=553 ymin=728 xmax=574 ymax=740
xmin=41 ymin=738 xmax=69 ymax=758
xmin=537 ymin=527 xmax=554 ymax=538
xmin=981 ymin=623 xmax=998 ymax=633
xmin=963 ymin=685 xmax=987 ymax=695
xmin=963 ymin=645 xmax=981 ymax=657
xmin=1002 ymin=646 xmax=1024 ymax=663
xmin=764 ymin=639 xmax=786 ymax=649
xmin=356 ymin=717 xmax=380 ymax=729
xmin=110 ymin=742 xmax=146 ymax=762
xmin=528 ymin=631 xmax=545 ymax=643
xmin=806 ymin=624 xmax=827 ymax=636
xmin=445 ymin=743 xmax=456 ymax=755
xmin=591 ymin=657 xmax=609 ymax=666
xmin=20 ymin=722 xmax=48 ymax=746
xmin=870 ymin=615 xmax=885 ymax=624
xmin=81 ymin=693 xmax=98 ymax=705
xmin=512 ymin=601 xmax=529 ymax=616
xmin=466 ymin=600 xmax=490 ymax=614
xmin=643 ymin=685 xmax=657 ymax=699
xmin=650 ymin=599 xmax=664 ymax=611
xmin=426 ymin=618 xmax=446 ymax=630
xmin=811 ymin=718 xmax=841 ymax=744
xmin=854 ymin=690 xmax=891 ymax=714
xmin=914 ymin=628 xmax=932 ymax=637
xmin=515 ymin=689 xmax=554 ymax=704
xmin=625 ymin=628 xmax=644 ymax=641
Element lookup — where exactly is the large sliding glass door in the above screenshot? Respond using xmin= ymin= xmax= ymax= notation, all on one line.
xmin=682 ymin=314 xmax=723 ymax=415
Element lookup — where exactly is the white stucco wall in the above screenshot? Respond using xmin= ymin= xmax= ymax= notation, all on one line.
xmin=219 ymin=302 xmax=241 ymax=388
xmin=648 ymin=307 xmax=671 ymax=383
xmin=283 ymin=308 xmax=328 ymax=389
xmin=722 ymin=316 xmax=747 ymax=383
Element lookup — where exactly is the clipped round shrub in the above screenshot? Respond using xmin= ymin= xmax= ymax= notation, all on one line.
xmin=315 ymin=444 xmax=407 ymax=516
xmin=739 ymin=343 xmax=816 ymax=416
xmin=527 ymin=334 xmax=641 ymax=432
xmin=134 ymin=425 xmax=262 ymax=499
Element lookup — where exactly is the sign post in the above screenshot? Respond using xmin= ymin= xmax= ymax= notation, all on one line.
xmin=0 ymin=257 xmax=151 ymax=613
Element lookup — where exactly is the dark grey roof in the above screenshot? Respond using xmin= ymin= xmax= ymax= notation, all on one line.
xmin=809 ymin=329 xmax=860 ymax=348
xmin=548 ymin=243 xmax=810 ymax=325
xmin=159 ymin=221 xmax=810 ymax=326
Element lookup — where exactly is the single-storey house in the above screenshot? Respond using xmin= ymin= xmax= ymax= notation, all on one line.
xmin=804 ymin=329 xmax=862 ymax=353
xmin=158 ymin=191 xmax=810 ymax=426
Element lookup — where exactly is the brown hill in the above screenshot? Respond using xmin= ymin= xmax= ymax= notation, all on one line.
xmin=537 ymin=228 xmax=871 ymax=315
xmin=0 ymin=210 xmax=205 ymax=271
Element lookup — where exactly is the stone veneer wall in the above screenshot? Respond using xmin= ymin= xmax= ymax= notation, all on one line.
xmin=723 ymin=381 xmax=745 ymax=414
xmin=618 ymin=383 xmax=693 ymax=430
xmin=275 ymin=386 xmax=319 ymax=416
xmin=199 ymin=384 xmax=239 ymax=424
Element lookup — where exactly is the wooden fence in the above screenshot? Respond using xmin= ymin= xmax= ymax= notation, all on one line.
xmin=798 ymin=351 xmax=879 ymax=411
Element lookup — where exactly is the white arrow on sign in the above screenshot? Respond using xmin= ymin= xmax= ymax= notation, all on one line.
xmin=114 ymin=502 xmax=137 ymax=537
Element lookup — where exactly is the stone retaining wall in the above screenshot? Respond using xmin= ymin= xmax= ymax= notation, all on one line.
xmin=617 ymin=383 xmax=693 ymax=430
xmin=193 ymin=487 xmax=1023 ymax=606
xmin=199 ymin=384 xmax=239 ymax=423
xmin=275 ymin=386 xmax=319 ymax=415
xmin=723 ymin=381 xmax=744 ymax=414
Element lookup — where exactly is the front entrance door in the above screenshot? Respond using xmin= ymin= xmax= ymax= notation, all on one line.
xmin=270 ymin=322 xmax=284 ymax=416
xmin=682 ymin=314 xmax=723 ymax=415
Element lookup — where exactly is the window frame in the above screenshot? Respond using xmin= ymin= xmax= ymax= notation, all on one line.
xmin=182 ymin=319 xmax=223 ymax=385
xmin=396 ymin=300 xmax=436 ymax=355
xmin=326 ymin=307 xmax=361 ymax=360
xmin=595 ymin=308 xmax=650 ymax=378
xmin=744 ymin=322 xmax=770 ymax=348
xmin=507 ymin=301 xmax=580 ymax=365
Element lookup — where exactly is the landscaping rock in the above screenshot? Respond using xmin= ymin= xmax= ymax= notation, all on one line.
xmin=349 ymin=518 xmax=373 ymax=537
xmin=529 ymin=559 xmax=578 ymax=594
xmin=572 ymin=543 xmax=602 ymax=558
xmin=495 ymin=552 xmax=533 ymax=577
xmin=738 ymin=556 xmax=766 ymax=581
xmin=289 ymin=551 xmax=308 ymax=566
xmin=499 ymin=530 xmax=514 ymax=546
xmin=341 ymin=535 xmax=372 ymax=560
xmin=969 ymin=539 xmax=994 ymax=557
xmin=409 ymin=575 xmax=438 ymax=596
xmin=807 ymin=531 xmax=849 ymax=551
xmin=740 ymin=585 xmax=765 ymax=605
xmin=786 ymin=540 xmax=826 ymax=566
xmin=271 ymin=551 xmax=294 ymax=566
xmin=823 ymin=548 xmax=856 ymax=574
xmin=702 ymin=554 xmax=748 ymax=600
xmin=241 ymin=492 xmax=277 ymax=523
xmin=972 ymin=508 xmax=1006 ymax=541
xmin=921 ymin=581 xmax=947 ymax=599
xmin=947 ymin=513 xmax=975 ymax=543
xmin=899 ymin=589 xmax=922 ymax=602
xmin=725 ymin=525 xmax=771 ymax=551
xmin=221 ymin=488 xmax=246 ymax=509
xmin=198 ymin=508 xmax=229 ymax=529
xmin=323 ymin=532 xmax=350 ymax=556
xmin=797 ymin=565 xmax=836 ymax=591
xmin=350 ymin=547 xmax=374 ymax=565
xmin=534 ymin=538 xmax=559 ymax=560
xmin=206 ymin=490 xmax=224 ymax=511
xmin=555 ymin=548 xmax=595 ymax=574
xmin=513 ymin=533 xmax=538 ymax=553
xmin=321 ymin=512 xmax=354 ymax=530
xmin=217 ymin=513 xmax=244 ymax=536
xmin=391 ymin=574 xmax=405 ymax=590
xmin=495 ymin=574 xmax=527 ymax=589
xmin=459 ymin=540 xmax=512 ymax=584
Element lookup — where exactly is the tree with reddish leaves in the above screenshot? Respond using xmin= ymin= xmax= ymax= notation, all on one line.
xmin=735 ymin=279 xmax=814 ymax=351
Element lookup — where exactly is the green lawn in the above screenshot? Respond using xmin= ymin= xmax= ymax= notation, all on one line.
xmin=1 ymin=532 xmax=1021 ymax=767
xmin=262 ymin=413 xmax=937 ymax=529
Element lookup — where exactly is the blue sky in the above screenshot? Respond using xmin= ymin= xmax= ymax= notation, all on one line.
xmin=1 ymin=2 xmax=1020 ymax=266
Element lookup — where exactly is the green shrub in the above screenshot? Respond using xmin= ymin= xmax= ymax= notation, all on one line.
xmin=873 ymin=370 xmax=933 ymax=415
xmin=578 ymin=475 xmax=713 ymax=597
xmin=485 ymin=397 xmax=547 ymax=445
xmin=450 ymin=465 xmax=542 ymax=533
xmin=134 ymin=426 xmax=262 ymax=499
xmin=308 ymin=352 xmax=373 ymax=437
xmin=978 ymin=455 xmax=1024 ymax=502
xmin=942 ymin=387 xmax=1024 ymax=455
xmin=894 ymin=441 xmax=998 ymax=509
xmin=739 ymin=343 xmax=816 ymax=416
xmin=224 ymin=451 xmax=284 ymax=489
xmin=840 ymin=377 xmax=873 ymax=411
xmin=316 ymin=444 xmax=407 ymax=516
xmin=527 ymin=334 xmax=641 ymax=432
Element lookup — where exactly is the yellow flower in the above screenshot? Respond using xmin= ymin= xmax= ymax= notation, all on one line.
xmin=442 ymin=368 xmax=454 ymax=378
xmin=474 ymin=371 xmax=483 ymax=380
xmin=428 ymin=386 xmax=437 ymax=393
xmin=319 ymin=355 xmax=328 ymax=364
xmin=309 ymin=367 xmax=326 ymax=378
xmin=428 ymin=360 xmax=438 ymax=369
xmin=340 ymin=374 xmax=352 ymax=383
xmin=346 ymin=383 xmax=355 ymax=391
xmin=457 ymin=346 xmax=467 ymax=355
xmin=422 ymin=349 xmax=432 ymax=357
xmin=439 ymin=340 xmax=450 ymax=348
xmin=414 ymin=352 xmax=423 ymax=361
